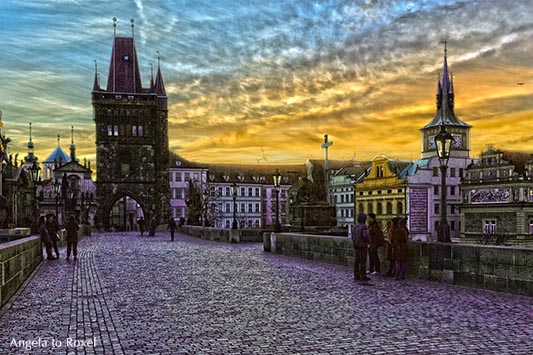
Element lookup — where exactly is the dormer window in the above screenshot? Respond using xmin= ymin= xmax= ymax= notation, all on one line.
xmin=123 ymin=55 xmax=129 ymax=61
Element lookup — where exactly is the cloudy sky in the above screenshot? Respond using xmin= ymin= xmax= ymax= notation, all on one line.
xmin=1 ymin=0 xmax=532 ymax=167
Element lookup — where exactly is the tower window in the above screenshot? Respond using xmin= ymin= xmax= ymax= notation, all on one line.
xmin=123 ymin=55 xmax=129 ymax=61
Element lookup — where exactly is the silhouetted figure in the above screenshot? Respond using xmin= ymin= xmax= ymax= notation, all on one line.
xmin=351 ymin=213 xmax=370 ymax=282
xmin=138 ymin=217 xmax=145 ymax=236
xmin=168 ymin=217 xmax=177 ymax=241
xmin=66 ymin=215 xmax=80 ymax=261
xmin=39 ymin=216 xmax=56 ymax=260
xmin=46 ymin=214 xmax=60 ymax=258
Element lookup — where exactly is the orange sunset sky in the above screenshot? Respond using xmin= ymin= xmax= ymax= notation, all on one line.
xmin=1 ymin=0 xmax=532 ymax=169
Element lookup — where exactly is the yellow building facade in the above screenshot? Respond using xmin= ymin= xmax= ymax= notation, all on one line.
xmin=354 ymin=155 xmax=409 ymax=222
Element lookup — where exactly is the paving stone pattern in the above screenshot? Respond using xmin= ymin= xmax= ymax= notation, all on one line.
xmin=0 ymin=232 xmax=532 ymax=354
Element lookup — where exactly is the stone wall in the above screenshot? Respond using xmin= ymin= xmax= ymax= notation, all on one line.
xmin=1 ymin=236 xmax=42 ymax=308
xmin=265 ymin=233 xmax=533 ymax=297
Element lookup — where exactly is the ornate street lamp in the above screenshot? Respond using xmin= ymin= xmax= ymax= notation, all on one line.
xmin=29 ymin=162 xmax=41 ymax=231
xmin=231 ymin=182 xmax=238 ymax=230
xmin=273 ymin=169 xmax=282 ymax=233
xmin=435 ymin=124 xmax=453 ymax=243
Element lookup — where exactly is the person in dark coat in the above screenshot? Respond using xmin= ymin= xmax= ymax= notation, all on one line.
xmin=39 ymin=216 xmax=56 ymax=260
xmin=168 ymin=217 xmax=177 ymax=241
xmin=367 ymin=213 xmax=384 ymax=275
xmin=351 ymin=212 xmax=371 ymax=281
xmin=384 ymin=218 xmax=400 ymax=277
xmin=46 ymin=214 xmax=60 ymax=258
xmin=393 ymin=217 xmax=409 ymax=280
xmin=138 ymin=216 xmax=146 ymax=236
xmin=66 ymin=215 xmax=80 ymax=261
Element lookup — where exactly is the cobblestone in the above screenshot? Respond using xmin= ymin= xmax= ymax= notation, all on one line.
xmin=1 ymin=232 xmax=532 ymax=354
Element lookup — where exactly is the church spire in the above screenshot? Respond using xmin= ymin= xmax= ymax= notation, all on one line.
xmin=154 ymin=51 xmax=167 ymax=96
xmin=70 ymin=126 xmax=78 ymax=162
xmin=24 ymin=122 xmax=38 ymax=165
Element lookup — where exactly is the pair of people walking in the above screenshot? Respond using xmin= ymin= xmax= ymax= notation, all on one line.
xmin=351 ymin=213 xmax=409 ymax=282
xmin=38 ymin=214 xmax=80 ymax=261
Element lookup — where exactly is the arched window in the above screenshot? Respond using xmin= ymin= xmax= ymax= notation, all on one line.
xmin=386 ymin=202 xmax=393 ymax=215
xmin=397 ymin=201 xmax=403 ymax=215
xmin=358 ymin=203 xmax=364 ymax=214
xmin=377 ymin=202 xmax=383 ymax=215
xmin=367 ymin=203 xmax=373 ymax=214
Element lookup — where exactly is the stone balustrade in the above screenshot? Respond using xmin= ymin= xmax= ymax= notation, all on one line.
xmin=264 ymin=232 xmax=533 ymax=296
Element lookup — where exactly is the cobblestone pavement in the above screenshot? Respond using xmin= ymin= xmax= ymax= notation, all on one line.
xmin=1 ymin=232 xmax=532 ymax=355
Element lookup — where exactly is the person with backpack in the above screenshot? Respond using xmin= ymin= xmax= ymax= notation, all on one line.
xmin=367 ymin=213 xmax=385 ymax=275
xmin=351 ymin=212 xmax=371 ymax=282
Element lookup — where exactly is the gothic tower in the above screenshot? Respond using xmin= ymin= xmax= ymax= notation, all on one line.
xmin=420 ymin=44 xmax=471 ymax=159
xmin=92 ymin=19 xmax=170 ymax=229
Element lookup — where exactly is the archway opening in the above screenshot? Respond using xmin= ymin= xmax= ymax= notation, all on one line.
xmin=108 ymin=195 xmax=144 ymax=232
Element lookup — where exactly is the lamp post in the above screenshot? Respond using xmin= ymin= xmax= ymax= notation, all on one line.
xmin=231 ymin=182 xmax=238 ymax=230
xmin=435 ymin=124 xmax=453 ymax=243
xmin=53 ymin=179 xmax=61 ymax=223
xmin=272 ymin=169 xmax=282 ymax=233
xmin=202 ymin=190 xmax=208 ymax=227
xmin=29 ymin=162 xmax=41 ymax=232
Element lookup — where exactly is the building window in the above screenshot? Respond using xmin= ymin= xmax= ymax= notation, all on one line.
xmin=184 ymin=173 xmax=190 ymax=181
xmin=107 ymin=125 xmax=113 ymax=136
xmin=459 ymin=168 xmax=464 ymax=178
xmin=255 ymin=203 xmax=260 ymax=213
xmin=450 ymin=186 xmax=456 ymax=195
xmin=433 ymin=167 xmax=438 ymax=176
xmin=483 ymin=220 xmax=496 ymax=235
xmin=367 ymin=203 xmax=373 ymax=214
xmin=175 ymin=172 xmax=182 ymax=182
xmin=397 ymin=202 xmax=403 ymax=215
xmin=377 ymin=202 xmax=383 ymax=215
xmin=434 ymin=203 xmax=440 ymax=214
xmin=193 ymin=173 xmax=200 ymax=182
xmin=132 ymin=125 xmax=137 ymax=136
xmin=450 ymin=168 xmax=456 ymax=177
xmin=386 ymin=202 xmax=393 ymax=215
xmin=255 ymin=187 xmax=260 ymax=197
xmin=434 ymin=185 xmax=439 ymax=196
xmin=114 ymin=124 xmax=119 ymax=136
xmin=358 ymin=203 xmax=364 ymax=214
xmin=451 ymin=220 xmax=456 ymax=231
xmin=529 ymin=220 xmax=533 ymax=234
xmin=450 ymin=204 xmax=456 ymax=214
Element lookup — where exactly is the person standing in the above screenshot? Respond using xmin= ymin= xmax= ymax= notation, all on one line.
xmin=66 ymin=215 xmax=80 ymax=261
xmin=367 ymin=213 xmax=385 ymax=275
xmin=384 ymin=218 xmax=399 ymax=277
xmin=138 ymin=216 xmax=146 ymax=236
xmin=39 ymin=216 xmax=56 ymax=260
xmin=46 ymin=214 xmax=60 ymax=259
xmin=351 ymin=212 xmax=371 ymax=282
xmin=168 ymin=217 xmax=177 ymax=241
xmin=393 ymin=217 xmax=409 ymax=280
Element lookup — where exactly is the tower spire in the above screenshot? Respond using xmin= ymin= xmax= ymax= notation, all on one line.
xmin=154 ymin=51 xmax=167 ymax=96
xmin=24 ymin=122 xmax=38 ymax=166
xmin=93 ymin=59 xmax=100 ymax=91
xmin=150 ymin=62 xmax=154 ymax=92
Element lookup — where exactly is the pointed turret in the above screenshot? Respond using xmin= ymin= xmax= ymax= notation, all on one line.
xmin=93 ymin=60 xmax=100 ymax=91
xmin=154 ymin=52 xmax=167 ymax=97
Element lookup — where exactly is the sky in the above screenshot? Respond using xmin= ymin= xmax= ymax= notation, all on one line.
xmin=1 ymin=0 xmax=533 ymax=168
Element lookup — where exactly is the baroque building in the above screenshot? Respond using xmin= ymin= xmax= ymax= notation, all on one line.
xmin=460 ymin=146 xmax=533 ymax=245
xmin=92 ymin=22 xmax=170 ymax=230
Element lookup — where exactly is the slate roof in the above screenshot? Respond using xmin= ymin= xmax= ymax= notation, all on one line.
xmin=105 ymin=37 xmax=143 ymax=93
